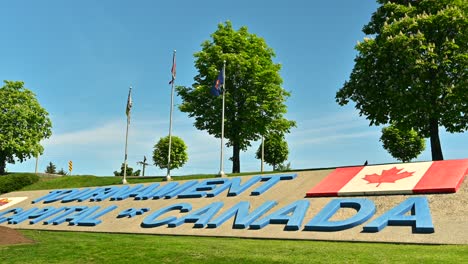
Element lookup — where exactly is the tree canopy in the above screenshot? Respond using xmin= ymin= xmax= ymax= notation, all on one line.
xmin=256 ymin=133 xmax=289 ymax=171
xmin=177 ymin=21 xmax=295 ymax=173
xmin=0 ymin=81 xmax=52 ymax=174
xmin=152 ymin=136 xmax=188 ymax=171
xmin=380 ymin=124 xmax=426 ymax=162
xmin=336 ymin=0 xmax=467 ymax=161
xmin=113 ymin=163 xmax=141 ymax=176
xmin=45 ymin=162 xmax=57 ymax=174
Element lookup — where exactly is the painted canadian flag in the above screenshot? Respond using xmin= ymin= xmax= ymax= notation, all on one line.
xmin=0 ymin=197 xmax=28 ymax=211
xmin=306 ymin=159 xmax=468 ymax=197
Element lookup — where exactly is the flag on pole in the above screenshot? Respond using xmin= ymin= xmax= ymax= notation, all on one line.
xmin=210 ymin=69 xmax=224 ymax=96
xmin=169 ymin=51 xmax=176 ymax=84
xmin=126 ymin=87 xmax=132 ymax=123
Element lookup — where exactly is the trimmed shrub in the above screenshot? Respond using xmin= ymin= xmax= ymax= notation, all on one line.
xmin=0 ymin=173 xmax=40 ymax=194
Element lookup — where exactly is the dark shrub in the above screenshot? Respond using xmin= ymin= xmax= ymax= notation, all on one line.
xmin=0 ymin=173 xmax=40 ymax=194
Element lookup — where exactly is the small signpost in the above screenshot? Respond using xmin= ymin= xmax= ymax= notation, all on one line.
xmin=68 ymin=160 xmax=73 ymax=176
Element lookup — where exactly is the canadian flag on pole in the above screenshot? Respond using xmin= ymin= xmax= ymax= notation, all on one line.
xmin=306 ymin=159 xmax=468 ymax=197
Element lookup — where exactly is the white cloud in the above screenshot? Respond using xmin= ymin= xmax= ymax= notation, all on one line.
xmin=290 ymin=130 xmax=379 ymax=147
xmin=44 ymin=120 xmax=125 ymax=147
xmin=288 ymin=111 xmax=379 ymax=147
xmin=8 ymin=111 xmax=386 ymax=176
xmin=34 ymin=117 xmax=224 ymax=175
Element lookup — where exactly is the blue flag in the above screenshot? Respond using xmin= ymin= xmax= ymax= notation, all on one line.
xmin=210 ymin=69 xmax=224 ymax=96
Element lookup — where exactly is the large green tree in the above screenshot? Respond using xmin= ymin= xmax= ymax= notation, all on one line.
xmin=255 ymin=133 xmax=289 ymax=171
xmin=177 ymin=21 xmax=295 ymax=173
xmin=336 ymin=0 xmax=467 ymax=161
xmin=0 ymin=81 xmax=52 ymax=174
xmin=152 ymin=136 xmax=188 ymax=171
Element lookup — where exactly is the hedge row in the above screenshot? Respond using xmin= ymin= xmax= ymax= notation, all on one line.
xmin=0 ymin=173 xmax=40 ymax=194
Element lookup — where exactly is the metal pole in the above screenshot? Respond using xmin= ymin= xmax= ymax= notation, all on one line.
xmin=123 ymin=117 xmax=129 ymax=184
xmin=218 ymin=60 xmax=226 ymax=177
xmin=261 ymin=135 xmax=264 ymax=173
xmin=35 ymin=154 xmax=39 ymax=175
xmin=166 ymin=50 xmax=176 ymax=181
xmin=123 ymin=87 xmax=131 ymax=184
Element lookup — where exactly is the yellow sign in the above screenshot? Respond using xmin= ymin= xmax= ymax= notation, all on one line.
xmin=68 ymin=161 xmax=73 ymax=173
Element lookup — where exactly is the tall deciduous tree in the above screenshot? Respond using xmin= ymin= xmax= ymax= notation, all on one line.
xmin=152 ymin=136 xmax=188 ymax=171
xmin=255 ymin=133 xmax=289 ymax=171
xmin=380 ymin=124 xmax=426 ymax=163
xmin=0 ymin=81 xmax=52 ymax=174
xmin=336 ymin=0 xmax=467 ymax=161
xmin=177 ymin=21 xmax=295 ymax=173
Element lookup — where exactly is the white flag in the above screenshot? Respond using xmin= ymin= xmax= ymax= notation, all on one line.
xmin=126 ymin=87 xmax=132 ymax=123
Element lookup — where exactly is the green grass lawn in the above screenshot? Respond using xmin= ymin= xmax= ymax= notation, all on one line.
xmin=1 ymin=231 xmax=467 ymax=264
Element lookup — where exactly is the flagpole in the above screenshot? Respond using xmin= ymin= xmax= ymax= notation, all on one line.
xmin=35 ymin=154 xmax=39 ymax=175
xmin=123 ymin=86 xmax=132 ymax=184
xmin=218 ymin=60 xmax=226 ymax=177
xmin=261 ymin=135 xmax=264 ymax=173
xmin=166 ymin=50 xmax=176 ymax=181
xmin=261 ymin=110 xmax=265 ymax=173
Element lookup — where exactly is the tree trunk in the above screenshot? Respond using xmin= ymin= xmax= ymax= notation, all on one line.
xmin=232 ymin=142 xmax=240 ymax=173
xmin=0 ymin=155 xmax=6 ymax=175
xmin=429 ymin=118 xmax=444 ymax=161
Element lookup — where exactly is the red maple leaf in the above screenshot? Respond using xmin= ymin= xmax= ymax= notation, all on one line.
xmin=362 ymin=167 xmax=415 ymax=187
xmin=0 ymin=198 xmax=11 ymax=206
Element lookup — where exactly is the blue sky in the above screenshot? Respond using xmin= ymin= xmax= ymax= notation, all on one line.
xmin=1 ymin=0 xmax=466 ymax=176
